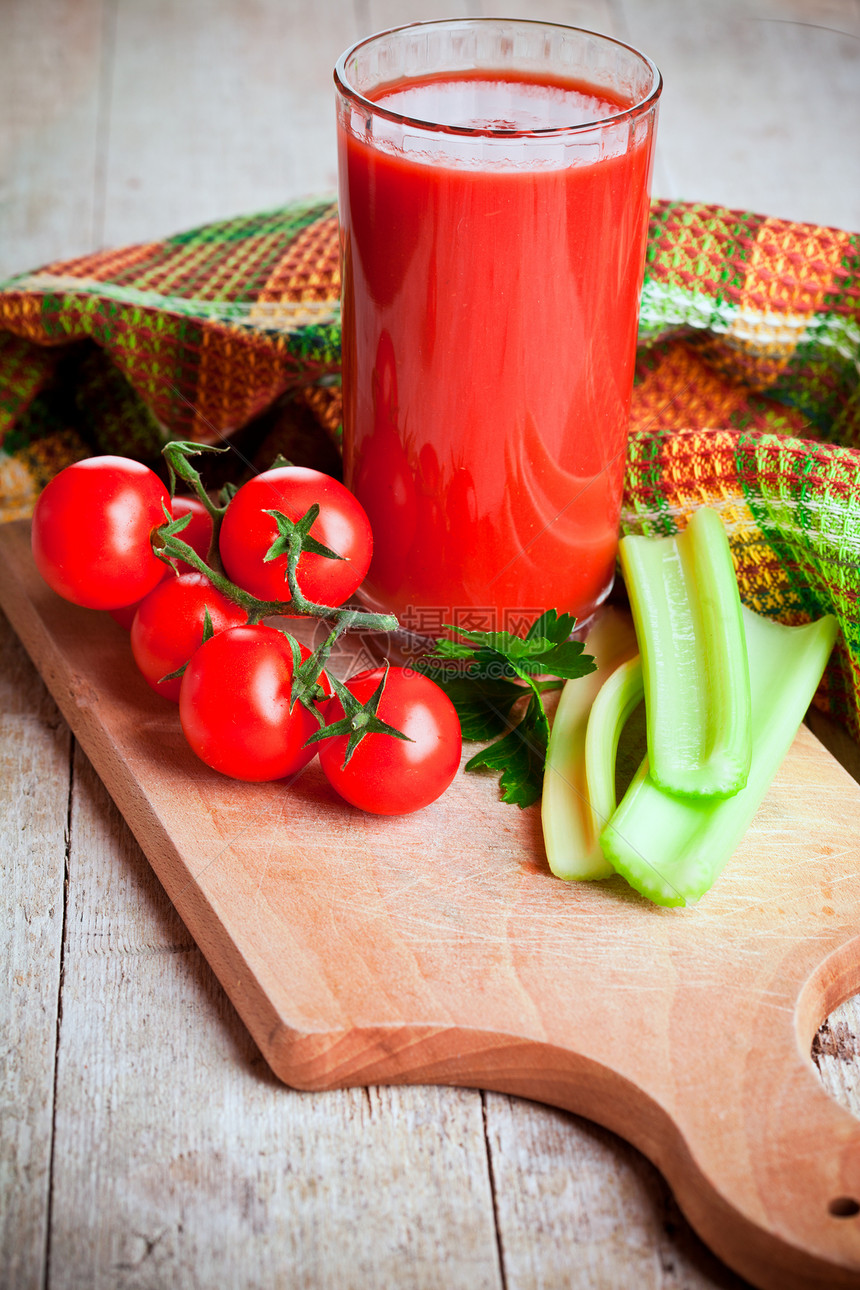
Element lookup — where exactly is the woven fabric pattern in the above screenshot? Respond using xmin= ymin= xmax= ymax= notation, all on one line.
xmin=1 ymin=198 xmax=858 ymax=736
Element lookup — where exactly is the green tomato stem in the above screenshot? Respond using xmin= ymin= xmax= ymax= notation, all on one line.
xmin=162 ymin=441 xmax=228 ymax=525
xmin=154 ymin=530 xmax=398 ymax=635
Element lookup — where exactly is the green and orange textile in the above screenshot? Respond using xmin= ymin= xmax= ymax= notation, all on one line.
xmin=0 ymin=198 xmax=858 ymax=738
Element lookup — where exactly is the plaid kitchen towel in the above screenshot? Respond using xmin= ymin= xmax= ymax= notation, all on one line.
xmin=0 ymin=198 xmax=858 ymax=738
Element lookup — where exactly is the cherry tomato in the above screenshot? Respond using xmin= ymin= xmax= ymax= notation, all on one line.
xmin=318 ymin=667 xmax=462 ymax=815
xmin=109 ymin=591 xmax=161 ymax=632
xmin=108 ymin=494 xmax=215 ymax=629
xmin=179 ymin=624 xmax=330 ymax=782
xmin=130 ymin=572 xmax=247 ymax=702
xmin=218 ymin=466 xmax=372 ymax=607
xmin=32 ymin=455 xmax=170 ymax=610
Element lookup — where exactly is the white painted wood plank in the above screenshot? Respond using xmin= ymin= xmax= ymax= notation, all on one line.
xmin=0 ymin=0 xmax=105 ymax=279
xmin=99 ymin=0 xmax=361 ymax=248
xmin=365 ymin=0 xmax=481 ymax=29
xmin=1 ymin=5 xmax=859 ymax=1289
xmin=484 ymin=1092 xmax=750 ymax=1290
xmin=618 ymin=0 xmax=860 ymax=228
xmin=47 ymin=745 xmax=504 ymax=1290
xmin=0 ymin=610 xmax=70 ymax=1290
xmin=815 ymin=995 xmax=860 ymax=1119
xmin=475 ymin=0 xmax=615 ymax=20
xmin=366 ymin=2 xmax=615 ymax=37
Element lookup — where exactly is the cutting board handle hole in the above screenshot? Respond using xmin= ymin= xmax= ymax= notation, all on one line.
xmin=799 ymin=937 xmax=860 ymax=1053
xmin=828 ymin=1196 xmax=860 ymax=1218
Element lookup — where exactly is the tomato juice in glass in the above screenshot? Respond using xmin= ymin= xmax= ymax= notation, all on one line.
xmin=334 ymin=21 xmax=661 ymax=637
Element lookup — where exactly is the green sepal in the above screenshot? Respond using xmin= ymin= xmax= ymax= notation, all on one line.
xmin=158 ymin=660 xmax=189 ymax=683
xmin=263 ymin=505 xmax=345 ymax=565
xmin=153 ymin=441 xmax=402 ymax=639
xmin=264 ymin=620 xmax=331 ymax=724
xmin=152 ymin=499 xmax=190 ymax=568
xmin=304 ymin=665 xmax=412 ymax=765
xmin=156 ymin=498 xmax=193 ymax=537
xmin=156 ymin=606 xmax=217 ymax=685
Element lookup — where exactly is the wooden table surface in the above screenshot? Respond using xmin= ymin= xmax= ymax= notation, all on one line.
xmin=2 ymin=2 xmax=860 ymax=1288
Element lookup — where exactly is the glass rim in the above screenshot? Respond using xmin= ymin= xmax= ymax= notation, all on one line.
xmin=334 ymin=18 xmax=662 ymax=139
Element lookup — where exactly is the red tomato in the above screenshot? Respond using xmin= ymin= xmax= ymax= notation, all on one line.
xmin=318 ymin=667 xmax=461 ymax=815
xmin=109 ymin=594 xmax=157 ymax=632
xmin=218 ymin=466 xmax=372 ymax=607
xmin=32 ymin=455 xmax=170 ymax=610
xmin=130 ymin=572 xmax=247 ymax=703
xmin=179 ymin=624 xmax=330 ymax=782
xmin=108 ymin=495 xmax=214 ymax=628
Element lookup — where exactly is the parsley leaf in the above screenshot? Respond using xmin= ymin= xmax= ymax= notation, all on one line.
xmin=416 ymin=611 xmax=596 ymax=808
xmin=464 ymin=698 xmax=550 ymax=808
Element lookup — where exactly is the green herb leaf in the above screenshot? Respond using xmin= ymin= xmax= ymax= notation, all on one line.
xmin=435 ymin=623 xmax=596 ymax=683
xmin=523 ymin=637 xmax=596 ymax=680
xmin=464 ymin=698 xmax=549 ymax=808
xmin=526 ymin=609 xmax=578 ymax=644
xmin=418 ymin=611 xmax=596 ymax=808
xmin=430 ymin=674 xmax=525 ymax=742
xmin=427 ymin=638 xmax=481 ymax=661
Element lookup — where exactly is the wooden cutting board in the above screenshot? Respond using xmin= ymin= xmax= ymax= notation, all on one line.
xmin=3 ymin=516 xmax=860 ymax=1290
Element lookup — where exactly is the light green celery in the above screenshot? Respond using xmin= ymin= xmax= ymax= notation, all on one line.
xmin=619 ymin=507 xmax=751 ymax=799
xmin=541 ymin=608 xmax=638 ymax=881
xmin=600 ymin=607 xmax=838 ymax=908
xmin=585 ymin=655 xmax=644 ymax=833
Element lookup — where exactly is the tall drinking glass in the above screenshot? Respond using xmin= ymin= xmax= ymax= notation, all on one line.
xmin=334 ymin=19 xmax=661 ymax=639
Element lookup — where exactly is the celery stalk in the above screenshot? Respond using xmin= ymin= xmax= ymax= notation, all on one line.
xmin=541 ymin=608 xmax=638 ymax=880
xmin=584 ymin=654 xmax=644 ymax=833
xmin=600 ymin=607 xmax=838 ymax=907
xmin=619 ymin=507 xmax=752 ymax=799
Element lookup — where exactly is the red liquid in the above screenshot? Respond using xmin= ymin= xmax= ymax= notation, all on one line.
xmin=338 ymin=71 xmax=656 ymax=634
